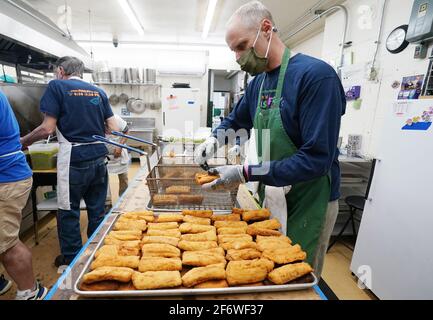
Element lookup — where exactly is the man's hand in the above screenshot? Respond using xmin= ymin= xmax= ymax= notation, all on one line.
xmin=202 ymin=165 xmax=246 ymax=191
xmin=114 ymin=147 xmax=122 ymax=158
xmin=228 ymin=145 xmax=241 ymax=164
xmin=194 ymin=137 xmax=219 ymax=165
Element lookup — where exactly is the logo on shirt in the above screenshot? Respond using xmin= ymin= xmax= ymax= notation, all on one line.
xmin=90 ymin=97 xmax=100 ymax=105
xmin=67 ymin=89 xmax=101 ymax=105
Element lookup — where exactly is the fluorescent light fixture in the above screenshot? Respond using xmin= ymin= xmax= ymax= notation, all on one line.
xmin=117 ymin=0 xmax=145 ymax=36
xmin=202 ymin=0 xmax=218 ymax=39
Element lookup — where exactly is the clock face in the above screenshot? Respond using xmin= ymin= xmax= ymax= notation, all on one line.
xmin=387 ymin=29 xmax=407 ymax=51
xmin=386 ymin=25 xmax=409 ymax=54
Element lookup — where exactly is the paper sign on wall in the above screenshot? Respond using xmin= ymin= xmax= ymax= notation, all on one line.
xmin=167 ymin=95 xmax=179 ymax=110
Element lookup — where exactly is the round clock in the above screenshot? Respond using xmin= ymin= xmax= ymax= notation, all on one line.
xmin=386 ymin=25 xmax=409 ymax=54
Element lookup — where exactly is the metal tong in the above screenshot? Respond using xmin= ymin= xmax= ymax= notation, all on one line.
xmin=111 ymin=131 xmax=160 ymax=158
xmin=92 ymin=134 xmax=151 ymax=172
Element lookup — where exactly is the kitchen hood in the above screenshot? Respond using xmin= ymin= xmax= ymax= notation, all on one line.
xmin=0 ymin=0 xmax=91 ymax=70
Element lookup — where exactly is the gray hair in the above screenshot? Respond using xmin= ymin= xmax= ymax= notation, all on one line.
xmin=227 ymin=1 xmax=275 ymax=30
xmin=55 ymin=56 xmax=84 ymax=77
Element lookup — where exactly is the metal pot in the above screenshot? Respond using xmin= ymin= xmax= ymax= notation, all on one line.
xmin=131 ymin=98 xmax=146 ymax=114
xmin=142 ymin=68 xmax=156 ymax=84
xmin=126 ymin=68 xmax=140 ymax=84
xmin=111 ymin=67 xmax=126 ymax=83
xmin=126 ymin=98 xmax=137 ymax=113
xmin=92 ymin=71 xmax=111 ymax=83
xmin=109 ymin=94 xmax=119 ymax=106
xmin=119 ymin=93 xmax=129 ymax=104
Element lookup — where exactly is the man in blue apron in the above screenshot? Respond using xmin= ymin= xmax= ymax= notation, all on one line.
xmin=21 ymin=56 xmax=119 ymax=267
xmin=0 ymin=90 xmax=48 ymax=299
xmin=195 ymin=1 xmax=346 ymax=278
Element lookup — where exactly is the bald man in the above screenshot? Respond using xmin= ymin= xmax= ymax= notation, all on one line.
xmin=195 ymin=1 xmax=346 ymax=278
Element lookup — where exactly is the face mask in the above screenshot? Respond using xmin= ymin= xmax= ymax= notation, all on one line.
xmin=237 ymin=27 xmax=273 ymax=76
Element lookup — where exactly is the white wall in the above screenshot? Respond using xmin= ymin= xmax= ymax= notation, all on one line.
xmin=292 ymin=31 xmax=325 ymax=59
xmin=320 ymin=0 xmax=429 ymax=157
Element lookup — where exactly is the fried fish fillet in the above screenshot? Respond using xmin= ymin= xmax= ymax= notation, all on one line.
xmin=122 ymin=211 xmax=154 ymax=217
xmin=217 ymin=227 xmax=248 ymax=235
xmin=138 ymin=257 xmax=182 ymax=272
xmin=95 ymin=245 xmax=140 ymax=258
xmin=256 ymin=239 xmax=293 ymax=252
xmin=256 ymin=235 xmax=292 ymax=244
xmin=182 ymin=210 xmax=213 ymax=218
xmin=90 ymin=255 xmax=140 ymax=270
xmin=165 ymin=185 xmax=191 ymax=194
xmin=226 ymin=248 xmax=262 ymax=261
xmin=177 ymin=240 xmax=218 ymax=251
xmin=152 ymin=194 xmax=178 ymax=206
xmin=118 ymin=282 xmax=137 ymax=291
xmin=178 ymin=195 xmax=204 ymax=205
xmin=148 ymin=222 xmax=179 ymax=230
xmin=107 ymin=230 xmax=143 ymax=241
xmin=226 ymin=260 xmax=269 ymax=286
xmin=118 ymin=215 xmax=155 ymax=223
xmin=182 ymin=265 xmax=226 ymax=288
xmin=146 ymin=228 xmax=181 ymax=238
xmin=214 ymin=221 xmax=248 ymax=229
xmin=179 ymin=223 xmax=215 ymax=234
xmin=141 ymin=236 xmax=179 ymax=247
xmin=262 ymin=244 xmax=307 ymax=264
xmin=241 ymin=209 xmax=271 ymax=222
xmin=132 ymin=271 xmax=182 ymax=290
xmin=156 ymin=214 xmax=184 ymax=223
xmin=83 ymin=267 xmax=135 ymax=284
xmin=80 ymin=281 xmax=120 ymax=291
xmin=194 ymin=280 xmax=229 ymax=289
xmin=232 ymin=208 xmax=245 ymax=215
xmin=95 ymin=245 xmax=118 ymax=258
xmin=113 ymin=220 xmax=147 ymax=232
xmin=219 ymin=241 xmax=259 ymax=251
xmin=195 ymin=173 xmax=220 ymax=185
xmin=211 ymin=214 xmax=241 ymax=222
xmin=217 ymin=234 xmax=253 ymax=244
xmin=141 ymin=243 xmax=181 ymax=258
xmin=250 ymin=218 xmax=281 ymax=230
xmin=182 ymin=250 xmax=227 ymax=267
xmin=267 ymin=262 xmax=313 ymax=285
xmin=103 ymin=238 xmax=141 ymax=248
xmin=246 ymin=226 xmax=282 ymax=237
xmin=183 ymin=215 xmax=211 ymax=225
xmin=180 ymin=230 xmax=217 ymax=242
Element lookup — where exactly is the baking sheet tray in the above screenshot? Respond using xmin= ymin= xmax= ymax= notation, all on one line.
xmin=73 ymin=214 xmax=318 ymax=298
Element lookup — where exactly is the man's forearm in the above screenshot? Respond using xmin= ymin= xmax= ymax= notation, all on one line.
xmin=20 ymin=125 xmax=52 ymax=149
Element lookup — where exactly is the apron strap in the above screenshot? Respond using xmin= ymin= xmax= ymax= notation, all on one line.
xmin=257 ymin=47 xmax=291 ymax=111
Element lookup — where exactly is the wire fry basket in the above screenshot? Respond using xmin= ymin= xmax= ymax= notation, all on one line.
xmin=146 ymin=155 xmax=237 ymax=212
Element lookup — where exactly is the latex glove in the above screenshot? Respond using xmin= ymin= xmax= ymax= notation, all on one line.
xmin=113 ymin=147 xmax=122 ymax=158
xmin=202 ymin=165 xmax=246 ymax=191
xmin=228 ymin=145 xmax=241 ymax=164
xmin=194 ymin=137 xmax=219 ymax=165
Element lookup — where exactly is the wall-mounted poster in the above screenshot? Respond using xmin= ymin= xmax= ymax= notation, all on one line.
xmin=398 ymin=75 xmax=424 ymax=100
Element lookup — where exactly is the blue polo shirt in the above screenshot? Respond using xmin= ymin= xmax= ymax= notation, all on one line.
xmin=213 ymin=53 xmax=346 ymax=201
xmin=0 ymin=90 xmax=32 ymax=183
xmin=40 ymin=79 xmax=114 ymax=162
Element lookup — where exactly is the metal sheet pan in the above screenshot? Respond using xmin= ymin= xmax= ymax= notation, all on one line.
xmin=73 ymin=214 xmax=318 ymax=298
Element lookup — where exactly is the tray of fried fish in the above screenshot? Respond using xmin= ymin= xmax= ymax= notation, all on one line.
xmin=74 ymin=208 xmax=318 ymax=297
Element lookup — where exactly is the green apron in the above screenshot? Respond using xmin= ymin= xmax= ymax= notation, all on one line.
xmin=254 ymin=48 xmax=331 ymax=264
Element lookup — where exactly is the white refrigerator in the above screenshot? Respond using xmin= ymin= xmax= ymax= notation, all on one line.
xmin=161 ymin=88 xmax=201 ymax=138
xmin=351 ymin=99 xmax=433 ymax=299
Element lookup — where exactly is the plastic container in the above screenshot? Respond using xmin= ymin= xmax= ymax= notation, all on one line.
xmin=28 ymin=143 xmax=59 ymax=170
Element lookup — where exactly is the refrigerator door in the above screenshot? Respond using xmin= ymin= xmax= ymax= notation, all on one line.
xmin=162 ymin=88 xmax=201 ymax=138
xmin=351 ymin=99 xmax=433 ymax=299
